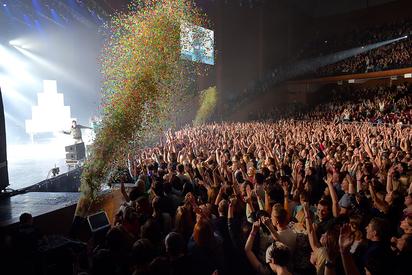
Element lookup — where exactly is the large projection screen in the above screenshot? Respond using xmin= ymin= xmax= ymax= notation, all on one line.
xmin=181 ymin=22 xmax=214 ymax=65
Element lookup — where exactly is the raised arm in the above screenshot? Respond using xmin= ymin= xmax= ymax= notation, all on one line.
xmin=304 ymin=202 xmax=321 ymax=252
xmin=244 ymin=221 xmax=270 ymax=275
xmin=326 ymin=175 xmax=341 ymax=218
xmin=339 ymin=224 xmax=360 ymax=275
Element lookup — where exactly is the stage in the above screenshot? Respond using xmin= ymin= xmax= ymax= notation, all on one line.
xmin=0 ymin=192 xmax=80 ymax=227
xmin=6 ymin=138 xmax=87 ymax=190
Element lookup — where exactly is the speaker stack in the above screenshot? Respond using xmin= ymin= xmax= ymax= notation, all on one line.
xmin=65 ymin=142 xmax=86 ymax=165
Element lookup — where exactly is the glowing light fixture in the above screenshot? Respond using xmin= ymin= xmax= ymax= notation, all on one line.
xmin=25 ymin=80 xmax=74 ymax=137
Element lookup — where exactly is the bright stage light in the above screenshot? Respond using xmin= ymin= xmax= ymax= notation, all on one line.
xmin=25 ymin=80 xmax=74 ymax=136
xmin=0 ymin=44 xmax=35 ymax=84
xmin=0 ymin=75 xmax=34 ymax=106
xmin=9 ymin=40 xmax=20 ymax=46
xmin=12 ymin=46 xmax=88 ymax=91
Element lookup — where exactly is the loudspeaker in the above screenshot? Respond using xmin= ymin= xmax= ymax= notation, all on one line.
xmin=66 ymin=153 xmax=83 ymax=161
xmin=65 ymin=143 xmax=85 ymax=160
xmin=0 ymin=88 xmax=9 ymax=191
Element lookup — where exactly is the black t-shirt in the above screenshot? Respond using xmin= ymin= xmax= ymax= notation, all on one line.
xmin=315 ymin=217 xmax=335 ymax=240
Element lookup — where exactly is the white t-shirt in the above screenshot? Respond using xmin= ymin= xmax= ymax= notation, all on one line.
xmin=277 ymin=227 xmax=297 ymax=253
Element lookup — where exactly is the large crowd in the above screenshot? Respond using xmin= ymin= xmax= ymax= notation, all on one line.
xmin=9 ymin=109 xmax=412 ymax=275
xmin=6 ymin=77 xmax=412 ymax=275
xmin=307 ymin=19 xmax=412 ymax=77
xmin=254 ymin=82 xmax=412 ymax=126
xmin=298 ymin=19 xmax=412 ymax=61
xmin=226 ymin=19 xmax=412 ymax=113
xmin=96 ymin=118 xmax=412 ymax=275
xmin=316 ymin=38 xmax=412 ymax=77
xmin=4 ymin=8 xmax=412 ymax=275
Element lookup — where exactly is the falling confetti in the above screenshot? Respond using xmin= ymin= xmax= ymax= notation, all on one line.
xmin=80 ymin=0 xmax=210 ymax=199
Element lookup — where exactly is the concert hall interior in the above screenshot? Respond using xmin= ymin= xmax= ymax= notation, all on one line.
xmin=1 ymin=1 xmax=412 ymax=275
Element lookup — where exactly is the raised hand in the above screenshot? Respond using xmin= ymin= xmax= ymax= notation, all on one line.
xmin=261 ymin=216 xmax=273 ymax=229
xmin=339 ymin=223 xmax=354 ymax=253
xmin=252 ymin=220 xmax=261 ymax=233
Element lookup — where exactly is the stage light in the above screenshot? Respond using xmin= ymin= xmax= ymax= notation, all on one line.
xmin=9 ymin=40 xmax=19 ymax=46
xmin=404 ymin=73 xmax=412 ymax=78
xmin=25 ymin=80 xmax=74 ymax=136
xmin=0 ymin=45 xmax=36 ymax=86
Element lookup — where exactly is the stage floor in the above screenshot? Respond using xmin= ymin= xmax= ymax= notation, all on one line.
xmin=7 ymin=141 xmax=73 ymax=190
xmin=0 ymin=192 xmax=80 ymax=226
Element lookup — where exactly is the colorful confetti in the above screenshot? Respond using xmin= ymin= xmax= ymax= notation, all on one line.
xmin=80 ymin=0 xmax=210 ymax=199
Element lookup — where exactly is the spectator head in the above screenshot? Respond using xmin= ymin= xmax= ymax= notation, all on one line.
xmin=235 ymin=170 xmax=245 ymax=183
xmin=165 ymin=232 xmax=185 ymax=257
xmin=131 ymin=238 xmax=155 ymax=268
xmin=170 ymin=152 xmax=177 ymax=163
xmin=197 ymin=203 xmax=213 ymax=221
xmin=129 ymin=187 xmax=142 ymax=202
xmin=404 ymin=193 xmax=412 ymax=207
xmin=247 ymin=166 xmax=256 ymax=178
xmin=366 ymin=217 xmax=389 ymax=242
xmin=349 ymin=214 xmax=362 ymax=233
xmin=152 ymin=196 xmax=161 ymax=214
xmin=105 ymin=227 xmax=130 ymax=256
xmin=193 ymin=218 xmax=213 ymax=247
xmin=265 ymin=241 xmax=291 ymax=270
xmin=136 ymin=196 xmax=152 ymax=217
xmin=400 ymin=216 xmax=412 ymax=234
xmin=168 ymin=162 xmax=176 ymax=172
xmin=177 ymin=163 xmax=185 ymax=174
xmin=175 ymin=205 xmax=195 ymax=240
xmin=218 ymin=199 xmax=228 ymax=217
xmin=135 ymin=179 xmax=145 ymax=194
xmin=261 ymin=166 xmax=270 ymax=178
xmin=122 ymin=206 xmax=140 ymax=236
xmin=299 ymin=190 xmax=310 ymax=204
xmin=319 ymin=224 xmax=340 ymax=253
xmin=19 ymin=213 xmax=33 ymax=225
xmin=271 ymin=204 xmax=288 ymax=227
xmin=254 ymin=172 xmax=265 ymax=185
xmin=317 ymin=199 xmax=331 ymax=221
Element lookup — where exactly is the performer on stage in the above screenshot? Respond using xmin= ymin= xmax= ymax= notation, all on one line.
xmin=62 ymin=120 xmax=92 ymax=144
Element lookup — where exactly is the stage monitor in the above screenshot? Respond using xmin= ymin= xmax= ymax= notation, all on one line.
xmin=181 ymin=21 xmax=214 ymax=65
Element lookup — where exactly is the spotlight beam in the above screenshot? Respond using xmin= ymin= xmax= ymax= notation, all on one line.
xmin=271 ymin=36 xmax=410 ymax=83
xmin=12 ymin=46 xmax=95 ymax=93
xmin=14 ymin=0 xmax=64 ymax=28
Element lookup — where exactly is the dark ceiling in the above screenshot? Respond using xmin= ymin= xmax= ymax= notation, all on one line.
xmin=102 ymin=0 xmax=399 ymax=17
xmin=286 ymin=0 xmax=398 ymax=17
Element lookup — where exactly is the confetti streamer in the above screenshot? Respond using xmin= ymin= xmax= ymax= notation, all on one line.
xmin=80 ymin=0 xmax=210 ymax=199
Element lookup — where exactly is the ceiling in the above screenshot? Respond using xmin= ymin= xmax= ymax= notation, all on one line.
xmin=287 ymin=0 xmax=397 ymax=17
